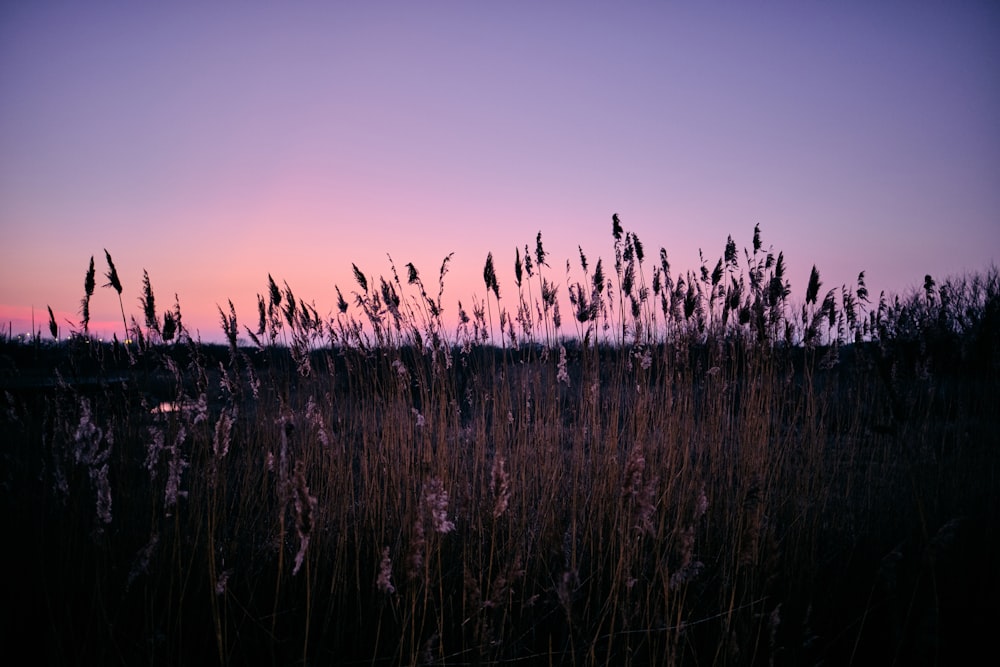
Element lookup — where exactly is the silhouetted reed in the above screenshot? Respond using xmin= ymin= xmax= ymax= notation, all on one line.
xmin=1 ymin=218 xmax=997 ymax=665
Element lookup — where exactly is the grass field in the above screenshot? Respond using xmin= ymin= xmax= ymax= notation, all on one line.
xmin=2 ymin=222 xmax=997 ymax=665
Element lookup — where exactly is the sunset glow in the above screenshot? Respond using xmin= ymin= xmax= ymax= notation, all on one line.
xmin=2 ymin=2 xmax=997 ymax=343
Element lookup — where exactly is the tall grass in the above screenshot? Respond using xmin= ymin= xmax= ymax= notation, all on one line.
xmin=1 ymin=219 xmax=997 ymax=665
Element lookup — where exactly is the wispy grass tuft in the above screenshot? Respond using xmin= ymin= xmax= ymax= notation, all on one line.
xmin=1 ymin=223 xmax=997 ymax=666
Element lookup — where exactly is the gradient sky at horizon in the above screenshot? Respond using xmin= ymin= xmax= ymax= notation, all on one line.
xmin=2 ymin=1 xmax=998 ymax=343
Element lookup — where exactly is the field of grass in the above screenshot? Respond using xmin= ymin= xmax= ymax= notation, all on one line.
xmin=2 ymin=221 xmax=998 ymax=665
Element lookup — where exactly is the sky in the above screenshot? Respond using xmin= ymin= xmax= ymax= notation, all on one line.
xmin=2 ymin=1 xmax=998 ymax=343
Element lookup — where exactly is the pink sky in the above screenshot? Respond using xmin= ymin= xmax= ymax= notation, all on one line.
xmin=2 ymin=2 xmax=998 ymax=343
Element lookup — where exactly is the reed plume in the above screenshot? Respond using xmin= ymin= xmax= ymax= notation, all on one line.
xmin=81 ymin=256 xmax=95 ymax=335
xmin=103 ymin=249 xmax=128 ymax=341
xmin=47 ymin=305 xmax=57 ymax=340
xmin=140 ymin=269 xmax=159 ymax=342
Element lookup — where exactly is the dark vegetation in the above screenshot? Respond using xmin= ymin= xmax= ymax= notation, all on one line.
xmin=1 ymin=219 xmax=997 ymax=665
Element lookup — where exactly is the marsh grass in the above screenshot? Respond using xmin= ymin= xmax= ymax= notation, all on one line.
xmin=1 ymin=220 xmax=997 ymax=665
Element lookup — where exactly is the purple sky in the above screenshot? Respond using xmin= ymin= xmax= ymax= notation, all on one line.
xmin=2 ymin=2 xmax=998 ymax=342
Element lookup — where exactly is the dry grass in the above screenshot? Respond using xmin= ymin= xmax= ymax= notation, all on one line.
xmin=2 ymin=221 xmax=997 ymax=665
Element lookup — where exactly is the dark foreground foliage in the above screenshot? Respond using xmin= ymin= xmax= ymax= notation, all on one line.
xmin=2 ymin=222 xmax=998 ymax=665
